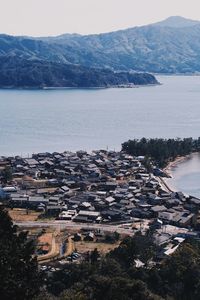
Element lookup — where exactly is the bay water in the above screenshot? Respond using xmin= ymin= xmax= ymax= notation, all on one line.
xmin=1 ymin=75 xmax=200 ymax=156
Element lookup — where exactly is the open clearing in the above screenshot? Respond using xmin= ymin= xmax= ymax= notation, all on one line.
xmin=74 ymin=241 xmax=119 ymax=254
xmin=37 ymin=233 xmax=53 ymax=252
xmin=8 ymin=209 xmax=41 ymax=222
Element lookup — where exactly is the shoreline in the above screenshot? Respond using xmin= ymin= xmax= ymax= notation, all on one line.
xmin=157 ymin=176 xmax=174 ymax=193
xmin=163 ymin=154 xmax=191 ymax=178
xmin=160 ymin=152 xmax=198 ymax=193
xmin=158 ymin=155 xmax=191 ymax=193
xmin=0 ymin=83 xmax=159 ymax=91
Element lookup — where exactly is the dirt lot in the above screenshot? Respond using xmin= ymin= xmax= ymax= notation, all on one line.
xmin=74 ymin=241 xmax=119 ymax=255
xmin=38 ymin=233 xmax=53 ymax=252
xmin=8 ymin=208 xmax=41 ymax=222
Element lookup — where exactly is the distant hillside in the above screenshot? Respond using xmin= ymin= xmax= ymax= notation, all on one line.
xmin=153 ymin=16 xmax=200 ymax=28
xmin=1 ymin=16 xmax=200 ymax=74
xmin=0 ymin=56 xmax=158 ymax=88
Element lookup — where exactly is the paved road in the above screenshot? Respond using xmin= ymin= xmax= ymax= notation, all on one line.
xmin=15 ymin=220 xmax=135 ymax=236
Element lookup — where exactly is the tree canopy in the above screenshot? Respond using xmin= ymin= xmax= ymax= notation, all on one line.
xmin=122 ymin=137 xmax=200 ymax=167
xmin=41 ymin=236 xmax=200 ymax=300
xmin=0 ymin=208 xmax=41 ymax=300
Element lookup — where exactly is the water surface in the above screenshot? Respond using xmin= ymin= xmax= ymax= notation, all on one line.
xmin=0 ymin=76 xmax=200 ymax=156
xmin=166 ymin=153 xmax=200 ymax=198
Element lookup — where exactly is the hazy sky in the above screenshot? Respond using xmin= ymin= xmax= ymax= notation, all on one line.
xmin=1 ymin=0 xmax=200 ymax=36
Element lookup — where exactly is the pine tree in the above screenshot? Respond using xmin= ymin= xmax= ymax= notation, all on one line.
xmin=0 ymin=208 xmax=42 ymax=300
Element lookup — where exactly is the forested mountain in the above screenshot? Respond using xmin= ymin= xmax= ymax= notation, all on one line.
xmin=1 ymin=16 xmax=200 ymax=74
xmin=0 ymin=56 xmax=157 ymax=88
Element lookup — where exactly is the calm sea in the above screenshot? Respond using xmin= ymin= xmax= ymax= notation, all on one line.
xmin=0 ymin=75 xmax=200 ymax=157
xmin=166 ymin=153 xmax=200 ymax=198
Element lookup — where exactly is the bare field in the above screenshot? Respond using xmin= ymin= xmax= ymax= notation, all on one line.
xmin=8 ymin=209 xmax=41 ymax=222
xmin=74 ymin=241 xmax=119 ymax=254
xmin=38 ymin=233 xmax=53 ymax=252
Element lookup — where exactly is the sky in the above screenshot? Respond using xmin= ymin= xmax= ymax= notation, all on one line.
xmin=0 ymin=0 xmax=200 ymax=36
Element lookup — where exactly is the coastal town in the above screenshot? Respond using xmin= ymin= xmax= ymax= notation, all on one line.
xmin=0 ymin=149 xmax=200 ymax=264
xmin=2 ymin=2 xmax=200 ymax=297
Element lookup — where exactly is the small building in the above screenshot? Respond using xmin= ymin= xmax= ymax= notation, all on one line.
xmin=74 ymin=210 xmax=101 ymax=223
xmin=84 ymin=232 xmax=95 ymax=241
xmin=46 ymin=205 xmax=63 ymax=217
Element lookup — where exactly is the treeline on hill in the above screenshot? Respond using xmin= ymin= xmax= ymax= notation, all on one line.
xmin=2 ymin=208 xmax=200 ymax=300
xmin=0 ymin=56 xmax=158 ymax=88
xmin=122 ymin=137 xmax=200 ymax=167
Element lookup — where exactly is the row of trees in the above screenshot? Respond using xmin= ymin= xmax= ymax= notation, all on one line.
xmin=122 ymin=137 xmax=200 ymax=167
xmin=1 ymin=207 xmax=200 ymax=299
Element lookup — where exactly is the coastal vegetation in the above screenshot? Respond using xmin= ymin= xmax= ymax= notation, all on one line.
xmin=122 ymin=137 xmax=200 ymax=167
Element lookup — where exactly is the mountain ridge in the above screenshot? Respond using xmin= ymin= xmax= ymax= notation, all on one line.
xmin=0 ymin=16 xmax=200 ymax=78
xmin=152 ymin=16 xmax=200 ymax=28
xmin=1 ymin=16 xmax=199 ymax=38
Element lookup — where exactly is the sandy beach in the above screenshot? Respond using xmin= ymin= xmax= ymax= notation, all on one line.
xmin=157 ymin=154 xmax=192 ymax=193
xmin=160 ymin=152 xmax=197 ymax=193
xmin=163 ymin=154 xmax=191 ymax=178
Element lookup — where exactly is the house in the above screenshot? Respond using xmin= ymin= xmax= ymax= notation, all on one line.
xmin=73 ymin=215 xmax=89 ymax=223
xmin=150 ymin=219 xmax=163 ymax=230
xmin=9 ymin=196 xmax=29 ymax=208
xmin=148 ymin=194 xmax=163 ymax=205
xmin=104 ymin=182 xmax=117 ymax=191
xmin=48 ymin=196 xmax=62 ymax=206
xmin=151 ymin=205 xmax=167 ymax=217
xmin=84 ymin=232 xmax=95 ymax=241
xmin=10 ymin=195 xmax=48 ymax=209
xmin=3 ymin=186 xmax=17 ymax=193
xmin=158 ymin=211 xmax=175 ymax=223
xmin=101 ymin=210 xmax=122 ymax=221
xmin=154 ymin=233 xmax=171 ymax=246
xmin=73 ymin=233 xmax=82 ymax=241
xmin=178 ymin=213 xmax=196 ymax=227
xmin=29 ymin=196 xmax=49 ymax=207
xmin=0 ymin=188 xmax=7 ymax=200
xmin=79 ymin=202 xmax=92 ymax=210
xmin=46 ymin=205 xmax=63 ymax=217
xmin=60 ymin=186 xmax=70 ymax=193
xmin=74 ymin=210 xmax=101 ymax=223
xmin=105 ymin=196 xmax=115 ymax=205
xmin=189 ymin=197 xmax=200 ymax=207
xmin=58 ymin=211 xmax=73 ymax=220
xmin=130 ymin=208 xmax=152 ymax=219
xmin=165 ymin=199 xmax=181 ymax=208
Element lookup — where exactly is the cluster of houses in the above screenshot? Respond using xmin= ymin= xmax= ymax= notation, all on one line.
xmin=0 ymin=150 xmax=200 ymax=231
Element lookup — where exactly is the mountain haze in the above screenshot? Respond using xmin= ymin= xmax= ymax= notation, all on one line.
xmin=0 ymin=16 xmax=200 ymax=87
xmin=153 ymin=16 xmax=200 ymax=28
xmin=41 ymin=17 xmax=200 ymax=73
